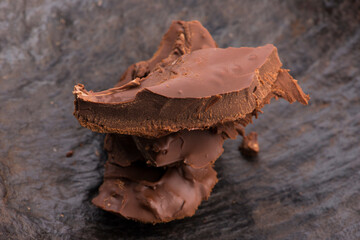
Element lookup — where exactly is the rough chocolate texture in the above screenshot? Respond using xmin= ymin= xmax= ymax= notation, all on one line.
xmin=1 ymin=0 xmax=359 ymax=239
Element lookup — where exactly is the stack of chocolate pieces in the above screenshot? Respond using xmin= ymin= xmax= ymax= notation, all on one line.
xmin=73 ymin=21 xmax=309 ymax=223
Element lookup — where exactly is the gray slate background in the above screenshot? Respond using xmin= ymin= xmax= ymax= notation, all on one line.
xmin=0 ymin=0 xmax=360 ymax=239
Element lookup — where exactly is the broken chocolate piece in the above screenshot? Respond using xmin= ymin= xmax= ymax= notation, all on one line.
xmin=239 ymin=132 xmax=259 ymax=157
xmin=264 ymin=69 xmax=309 ymax=105
xmin=106 ymin=122 xmax=249 ymax=169
xmin=73 ymin=20 xmax=309 ymax=223
xmin=92 ymin=160 xmax=217 ymax=223
xmin=74 ymin=44 xmax=286 ymax=138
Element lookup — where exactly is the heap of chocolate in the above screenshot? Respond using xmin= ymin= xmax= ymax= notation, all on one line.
xmin=73 ymin=20 xmax=309 ymax=223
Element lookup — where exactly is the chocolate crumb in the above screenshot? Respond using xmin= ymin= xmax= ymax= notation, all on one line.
xmin=66 ymin=151 xmax=74 ymax=158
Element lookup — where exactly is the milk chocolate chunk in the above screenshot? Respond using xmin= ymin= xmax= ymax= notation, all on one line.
xmin=74 ymin=44 xmax=285 ymax=138
xmin=92 ymin=158 xmax=217 ymax=224
xmin=97 ymin=123 xmax=240 ymax=223
xmin=106 ymin=122 xmax=249 ymax=169
xmin=73 ymin=20 xmax=310 ymax=224
xmin=264 ymin=69 xmax=309 ymax=105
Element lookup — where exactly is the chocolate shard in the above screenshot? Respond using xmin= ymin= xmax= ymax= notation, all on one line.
xmin=74 ymin=44 xmax=286 ymax=138
xmin=264 ymin=69 xmax=310 ymax=105
xmin=116 ymin=20 xmax=217 ymax=87
xmin=239 ymin=132 xmax=260 ymax=157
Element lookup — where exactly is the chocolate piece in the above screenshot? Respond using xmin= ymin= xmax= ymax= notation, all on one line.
xmin=239 ymin=132 xmax=259 ymax=157
xmin=106 ymin=122 xmax=247 ymax=169
xmin=74 ymin=44 xmax=287 ymax=138
xmin=93 ymin=154 xmax=217 ymax=224
xmin=73 ymin=20 xmax=309 ymax=223
xmin=133 ymin=130 xmax=225 ymax=168
xmin=95 ymin=122 xmax=255 ymax=223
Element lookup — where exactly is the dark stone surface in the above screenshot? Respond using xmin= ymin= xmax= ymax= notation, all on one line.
xmin=0 ymin=0 xmax=359 ymax=239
